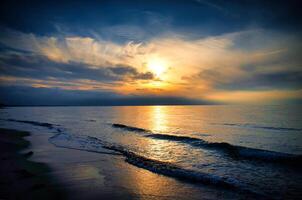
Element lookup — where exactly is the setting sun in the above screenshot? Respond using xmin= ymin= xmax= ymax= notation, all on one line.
xmin=147 ymin=57 xmax=167 ymax=77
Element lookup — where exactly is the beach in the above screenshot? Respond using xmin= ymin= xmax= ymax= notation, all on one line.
xmin=0 ymin=106 xmax=301 ymax=199
xmin=0 ymin=128 xmax=65 ymax=199
xmin=0 ymin=128 xmax=248 ymax=200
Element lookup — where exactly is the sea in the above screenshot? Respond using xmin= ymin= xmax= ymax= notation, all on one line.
xmin=0 ymin=105 xmax=301 ymax=199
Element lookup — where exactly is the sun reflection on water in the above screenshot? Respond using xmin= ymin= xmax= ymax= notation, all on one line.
xmin=149 ymin=106 xmax=168 ymax=133
xmin=113 ymin=106 xmax=194 ymax=163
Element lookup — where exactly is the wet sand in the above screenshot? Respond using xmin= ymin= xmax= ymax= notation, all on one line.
xmin=0 ymin=127 xmax=248 ymax=200
xmin=0 ymin=128 xmax=65 ymax=199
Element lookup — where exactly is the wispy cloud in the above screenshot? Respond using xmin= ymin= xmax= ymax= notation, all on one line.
xmin=0 ymin=27 xmax=301 ymax=104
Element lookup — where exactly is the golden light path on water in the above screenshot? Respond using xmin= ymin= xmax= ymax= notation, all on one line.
xmin=117 ymin=106 xmax=189 ymax=198
xmin=150 ymin=106 xmax=168 ymax=132
xmin=116 ymin=106 xmax=185 ymax=162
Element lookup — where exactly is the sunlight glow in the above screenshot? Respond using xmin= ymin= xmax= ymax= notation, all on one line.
xmin=147 ymin=57 xmax=167 ymax=77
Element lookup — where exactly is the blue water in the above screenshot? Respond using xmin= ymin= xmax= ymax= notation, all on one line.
xmin=0 ymin=105 xmax=301 ymax=199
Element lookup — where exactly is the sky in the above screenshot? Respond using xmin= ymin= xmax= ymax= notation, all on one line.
xmin=0 ymin=0 xmax=301 ymax=105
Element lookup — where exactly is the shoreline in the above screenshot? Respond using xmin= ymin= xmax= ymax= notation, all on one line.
xmin=0 ymin=127 xmax=257 ymax=200
xmin=0 ymin=128 xmax=65 ymax=199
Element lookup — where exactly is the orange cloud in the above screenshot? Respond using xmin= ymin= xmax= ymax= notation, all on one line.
xmin=1 ymin=28 xmax=301 ymax=104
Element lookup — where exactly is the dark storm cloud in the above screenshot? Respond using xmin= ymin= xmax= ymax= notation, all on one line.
xmin=0 ymin=50 xmax=154 ymax=82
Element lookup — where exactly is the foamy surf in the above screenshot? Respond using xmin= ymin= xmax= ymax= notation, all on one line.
xmin=49 ymin=133 xmax=121 ymax=155
xmin=112 ymin=123 xmax=150 ymax=133
xmin=146 ymin=133 xmax=302 ymax=164
xmin=218 ymin=123 xmax=302 ymax=132
xmin=5 ymin=119 xmax=302 ymax=165
xmin=110 ymin=123 xmax=302 ymax=164
xmin=0 ymin=118 xmax=64 ymax=133
xmin=48 ymin=132 xmax=259 ymax=195
xmin=6 ymin=119 xmax=57 ymax=129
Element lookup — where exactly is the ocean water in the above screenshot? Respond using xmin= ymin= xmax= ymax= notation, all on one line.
xmin=0 ymin=105 xmax=302 ymax=199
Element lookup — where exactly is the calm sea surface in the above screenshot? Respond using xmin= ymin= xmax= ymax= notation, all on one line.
xmin=1 ymin=105 xmax=301 ymax=199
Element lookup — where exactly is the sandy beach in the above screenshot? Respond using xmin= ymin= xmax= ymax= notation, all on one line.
xmin=0 ymin=128 xmax=65 ymax=199
xmin=0 ymin=126 xmax=248 ymax=200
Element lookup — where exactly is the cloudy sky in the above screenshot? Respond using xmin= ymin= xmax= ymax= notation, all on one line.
xmin=0 ymin=0 xmax=301 ymax=105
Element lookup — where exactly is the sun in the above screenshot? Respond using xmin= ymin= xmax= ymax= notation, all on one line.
xmin=147 ymin=57 xmax=167 ymax=77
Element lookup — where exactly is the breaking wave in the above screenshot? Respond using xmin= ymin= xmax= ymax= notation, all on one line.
xmin=110 ymin=123 xmax=302 ymax=164
xmin=146 ymin=133 xmax=302 ymax=164
xmin=49 ymin=133 xmax=121 ymax=155
xmin=109 ymin=123 xmax=302 ymax=164
xmin=112 ymin=123 xmax=150 ymax=133
xmin=5 ymin=119 xmax=57 ymax=129
xmin=49 ymin=132 xmax=257 ymax=194
xmin=220 ymin=123 xmax=302 ymax=132
xmin=123 ymin=152 xmax=245 ymax=190
xmin=1 ymin=118 xmax=65 ymax=133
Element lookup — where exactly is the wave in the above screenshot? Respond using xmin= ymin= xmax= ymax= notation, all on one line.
xmin=146 ymin=134 xmax=302 ymax=164
xmin=85 ymin=119 xmax=96 ymax=122
xmin=220 ymin=123 xmax=302 ymax=132
xmin=1 ymin=118 xmax=65 ymax=134
xmin=122 ymin=151 xmax=246 ymax=190
xmin=112 ymin=123 xmax=150 ymax=133
xmin=49 ymin=132 xmax=256 ymax=194
xmin=49 ymin=133 xmax=121 ymax=155
xmin=109 ymin=123 xmax=302 ymax=164
xmin=5 ymin=119 xmax=57 ymax=129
